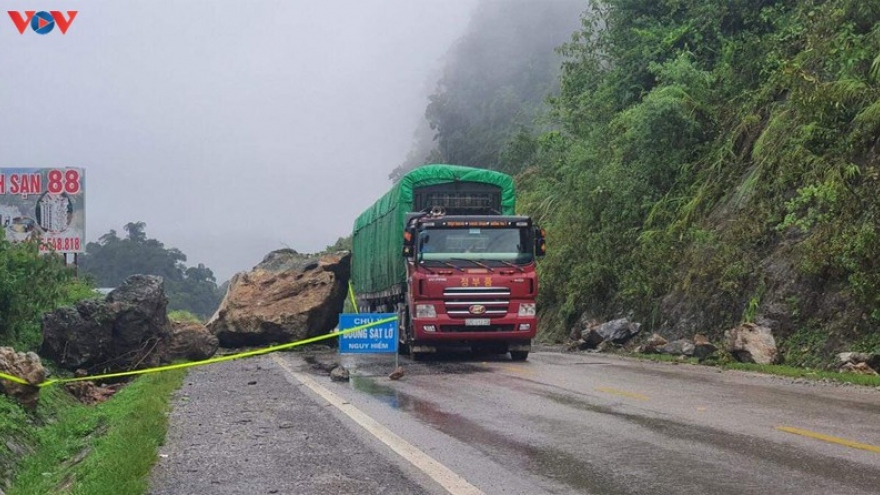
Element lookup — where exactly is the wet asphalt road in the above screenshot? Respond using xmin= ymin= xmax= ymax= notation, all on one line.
xmin=150 ymin=349 xmax=880 ymax=494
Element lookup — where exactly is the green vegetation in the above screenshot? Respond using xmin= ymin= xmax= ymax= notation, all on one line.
xmin=167 ymin=310 xmax=202 ymax=324
xmin=722 ymin=362 xmax=880 ymax=387
xmin=392 ymin=0 xmax=585 ymax=180
xmin=402 ymin=0 xmax=880 ymax=365
xmin=629 ymin=352 xmax=880 ymax=386
xmin=0 ymin=238 xmax=95 ymax=351
xmin=80 ymin=222 xmax=223 ymax=319
xmin=324 ymin=236 xmax=352 ymax=252
xmin=3 ymin=370 xmax=185 ymax=495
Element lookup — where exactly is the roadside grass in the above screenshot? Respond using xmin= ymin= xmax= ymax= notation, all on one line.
xmin=720 ymin=362 xmax=880 ymax=387
xmin=167 ymin=310 xmax=202 ymax=323
xmin=627 ymin=353 xmax=880 ymax=387
xmin=7 ymin=369 xmax=185 ymax=495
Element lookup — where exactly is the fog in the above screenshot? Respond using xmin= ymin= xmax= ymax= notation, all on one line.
xmin=0 ymin=0 xmax=478 ymax=281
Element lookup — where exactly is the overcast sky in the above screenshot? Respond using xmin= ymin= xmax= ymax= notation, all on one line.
xmin=0 ymin=0 xmax=478 ymax=281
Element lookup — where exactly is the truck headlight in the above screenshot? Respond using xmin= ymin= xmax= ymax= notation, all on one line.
xmin=518 ymin=303 xmax=536 ymax=317
xmin=415 ymin=304 xmax=437 ymax=318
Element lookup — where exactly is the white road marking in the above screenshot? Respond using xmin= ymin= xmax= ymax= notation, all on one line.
xmin=271 ymin=355 xmax=485 ymax=495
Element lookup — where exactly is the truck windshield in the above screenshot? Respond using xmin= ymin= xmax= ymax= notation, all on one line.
xmin=419 ymin=227 xmax=533 ymax=264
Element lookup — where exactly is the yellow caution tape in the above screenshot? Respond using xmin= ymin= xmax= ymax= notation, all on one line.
xmin=0 ymin=371 xmax=31 ymax=386
xmin=348 ymin=281 xmax=359 ymax=314
xmin=0 ymin=316 xmax=396 ymax=388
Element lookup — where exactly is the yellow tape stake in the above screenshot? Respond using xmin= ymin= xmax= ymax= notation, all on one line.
xmin=348 ymin=281 xmax=359 ymax=314
xmin=29 ymin=316 xmax=396 ymax=388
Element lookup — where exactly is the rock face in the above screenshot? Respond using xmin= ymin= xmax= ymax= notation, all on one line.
xmin=41 ymin=275 xmax=172 ymax=371
xmin=207 ymin=250 xmax=351 ymax=347
xmin=0 ymin=347 xmax=47 ymax=409
xmin=724 ymin=323 xmax=778 ymax=364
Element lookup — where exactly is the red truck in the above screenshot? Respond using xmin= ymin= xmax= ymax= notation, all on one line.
xmin=351 ymin=164 xmax=545 ymax=361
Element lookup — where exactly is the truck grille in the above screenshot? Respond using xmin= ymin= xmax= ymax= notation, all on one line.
xmin=443 ymin=286 xmax=510 ymax=318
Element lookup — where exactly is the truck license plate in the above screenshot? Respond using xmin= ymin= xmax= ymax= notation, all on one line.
xmin=465 ymin=318 xmax=491 ymax=326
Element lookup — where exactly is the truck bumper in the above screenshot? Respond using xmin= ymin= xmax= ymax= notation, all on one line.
xmin=410 ymin=316 xmax=537 ymax=342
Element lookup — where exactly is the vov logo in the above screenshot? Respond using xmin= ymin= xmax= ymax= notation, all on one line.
xmin=8 ymin=11 xmax=78 ymax=35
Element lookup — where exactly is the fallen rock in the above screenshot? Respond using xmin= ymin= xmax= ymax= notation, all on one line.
xmin=636 ymin=333 xmax=668 ymax=354
xmin=0 ymin=347 xmax=46 ymax=409
xmin=389 ymin=366 xmax=405 ymax=380
xmin=159 ymin=321 xmax=219 ymax=361
xmin=64 ymin=381 xmax=120 ymax=405
xmin=635 ymin=344 xmax=656 ymax=354
xmin=692 ymin=334 xmax=718 ymax=360
xmin=724 ymin=323 xmax=778 ymax=364
xmin=693 ymin=343 xmax=718 ymax=361
xmin=659 ymin=339 xmax=695 ymax=357
xmin=329 ymin=366 xmax=350 ymax=382
xmin=569 ymin=315 xmax=600 ymax=342
xmin=207 ymin=251 xmax=350 ymax=347
xmin=595 ymin=340 xmax=615 ymax=353
xmin=41 ymin=275 xmax=170 ymax=371
xmin=836 ymin=352 xmax=880 ymax=371
xmin=596 ymin=318 xmax=641 ymax=345
xmin=840 ymin=362 xmax=879 ymax=376
xmin=574 ymin=328 xmax=605 ymax=350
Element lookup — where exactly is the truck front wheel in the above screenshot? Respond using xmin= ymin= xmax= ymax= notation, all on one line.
xmin=510 ymin=351 xmax=529 ymax=362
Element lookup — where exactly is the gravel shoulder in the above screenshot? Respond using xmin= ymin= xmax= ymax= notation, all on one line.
xmin=147 ymin=352 xmax=430 ymax=495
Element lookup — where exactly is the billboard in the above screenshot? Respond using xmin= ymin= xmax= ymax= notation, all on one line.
xmin=0 ymin=168 xmax=85 ymax=253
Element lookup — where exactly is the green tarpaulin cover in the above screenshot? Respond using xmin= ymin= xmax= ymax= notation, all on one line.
xmin=351 ymin=164 xmax=516 ymax=296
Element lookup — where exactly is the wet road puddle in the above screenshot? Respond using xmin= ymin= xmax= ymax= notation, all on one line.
xmin=347 ymin=375 xmax=629 ymax=494
xmin=540 ymin=391 xmax=879 ymax=493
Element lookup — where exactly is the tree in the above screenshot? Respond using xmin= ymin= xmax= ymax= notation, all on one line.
xmin=124 ymin=221 xmax=147 ymax=243
xmin=80 ymin=222 xmax=222 ymax=318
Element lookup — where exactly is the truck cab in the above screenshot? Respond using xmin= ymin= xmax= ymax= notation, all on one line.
xmin=401 ymin=213 xmax=544 ymax=361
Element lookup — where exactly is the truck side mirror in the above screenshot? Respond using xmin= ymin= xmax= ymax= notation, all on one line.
xmin=535 ymin=227 xmax=546 ymax=257
xmin=402 ymin=228 xmax=415 ymax=258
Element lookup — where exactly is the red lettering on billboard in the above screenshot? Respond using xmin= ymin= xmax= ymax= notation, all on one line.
xmin=9 ymin=174 xmax=41 ymax=195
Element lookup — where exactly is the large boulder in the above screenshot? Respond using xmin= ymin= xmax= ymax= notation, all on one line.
xmin=207 ymin=250 xmax=350 ymax=347
xmin=0 ymin=347 xmax=47 ymax=409
xmin=41 ymin=275 xmax=171 ymax=371
xmin=724 ymin=323 xmax=778 ymax=364
xmin=159 ymin=321 xmax=219 ymax=361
